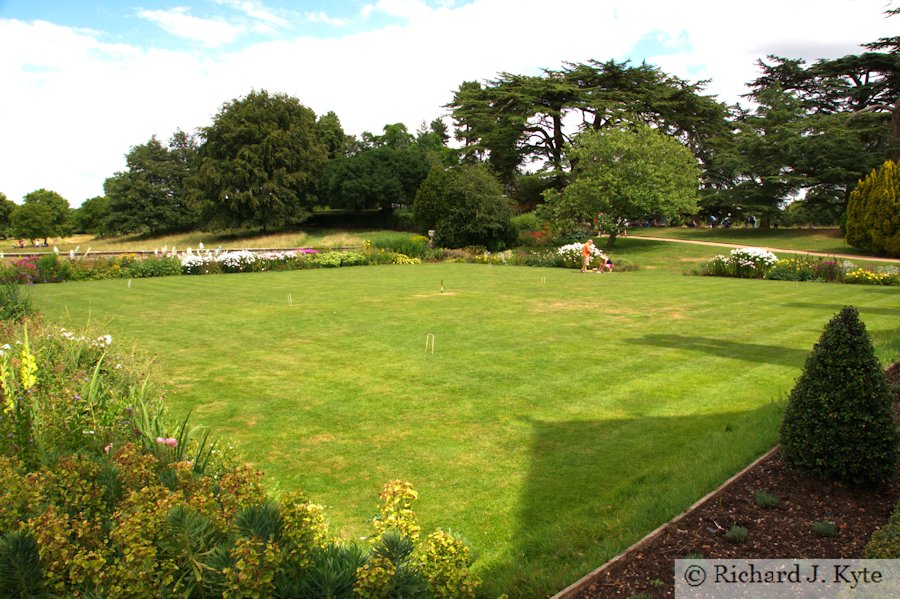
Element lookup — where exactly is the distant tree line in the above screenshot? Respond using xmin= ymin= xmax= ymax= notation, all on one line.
xmin=0 ymin=13 xmax=896 ymax=253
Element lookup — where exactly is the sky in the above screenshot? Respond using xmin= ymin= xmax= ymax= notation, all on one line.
xmin=0 ymin=0 xmax=896 ymax=206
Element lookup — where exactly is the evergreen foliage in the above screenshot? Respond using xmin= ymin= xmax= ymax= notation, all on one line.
xmin=195 ymin=90 xmax=328 ymax=232
xmin=413 ymin=163 xmax=516 ymax=251
xmin=780 ymin=306 xmax=898 ymax=486
xmin=846 ymin=160 xmax=899 ymax=257
xmin=104 ymin=132 xmax=200 ymax=236
xmin=0 ymin=531 xmax=43 ymax=599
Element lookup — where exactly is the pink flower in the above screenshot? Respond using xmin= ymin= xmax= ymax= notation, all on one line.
xmin=156 ymin=437 xmax=178 ymax=448
xmin=104 ymin=444 xmax=112 ymax=454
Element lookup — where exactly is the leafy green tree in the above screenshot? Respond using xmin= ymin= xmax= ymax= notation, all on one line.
xmin=104 ymin=132 xmax=199 ymax=236
xmin=71 ymin=196 xmax=111 ymax=236
xmin=780 ymin=307 xmax=898 ymax=486
xmin=22 ymin=189 xmax=70 ymax=237
xmin=10 ymin=203 xmax=55 ymax=242
xmin=540 ymin=124 xmax=700 ymax=247
xmin=321 ymin=124 xmax=431 ymax=213
xmin=316 ymin=111 xmax=350 ymax=159
xmin=413 ymin=163 xmax=516 ymax=250
xmin=195 ymin=90 xmax=327 ymax=232
xmin=0 ymin=192 xmax=17 ymax=238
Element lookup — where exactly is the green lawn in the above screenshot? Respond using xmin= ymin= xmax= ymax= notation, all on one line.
xmin=30 ymin=260 xmax=900 ymax=596
xmin=626 ymin=226 xmax=873 ymax=256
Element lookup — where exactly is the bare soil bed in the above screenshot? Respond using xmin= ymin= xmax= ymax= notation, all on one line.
xmin=568 ymin=363 xmax=900 ymax=599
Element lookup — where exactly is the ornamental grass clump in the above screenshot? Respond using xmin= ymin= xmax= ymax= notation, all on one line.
xmin=780 ymin=306 xmax=898 ymax=486
xmin=725 ymin=525 xmax=748 ymax=543
xmin=813 ymin=521 xmax=839 ymax=538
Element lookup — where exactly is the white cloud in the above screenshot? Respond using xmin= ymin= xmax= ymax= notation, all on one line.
xmin=138 ymin=7 xmax=244 ymax=47
xmin=216 ymin=0 xmax=289 ymax=28
xmin=361 ymin=0 xmax=432 ymax=20
xmin=305 ymin=11 xmax=349 ymax=27
xmin=0 ymin=0 xmax=894 ymax=205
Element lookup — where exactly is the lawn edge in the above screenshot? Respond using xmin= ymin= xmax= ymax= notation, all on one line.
xmin=551 ymin=446 xmax=780 ymax=599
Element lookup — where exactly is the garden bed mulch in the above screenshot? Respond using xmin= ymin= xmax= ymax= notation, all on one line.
xmin=557 ymin=363 xmax=900 ymax=599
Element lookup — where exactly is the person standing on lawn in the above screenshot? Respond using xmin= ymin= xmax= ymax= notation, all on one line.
xmin=581 ymin=238 xmax=594 ymax=273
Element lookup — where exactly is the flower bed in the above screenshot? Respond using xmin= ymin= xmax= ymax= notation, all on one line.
xmin=699 ymin=248 xmax=899 ymax=286
xmin=0 ymin=317 xmax=482 ymax=598
xmin=556 ymin=242 xmax=609 ymax=269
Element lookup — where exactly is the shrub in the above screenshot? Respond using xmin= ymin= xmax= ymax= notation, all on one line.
xmin=864 ymin=500 xmax=900 ymax=558
xmin=754 ymin=491 xmax=780 ymax=509
xmin=556 ymin=242 xmax=607 ymax=269
xmin=767 ymin=257 xmax=820 ymax=282
xmin=418 ymin=530 xmax=481 ymax=599
xmin=0 ymin=530 xmax=44 ymax=598
xmin=725 ymin=525 xmax=748 ymax=543
xmin=780 ymin=306 xmax=898 ymax=486
xmin=813 ymin=521 xmax=838 ymax=538
xmin=511 ymin=212 xmax=542 ymax=233
xmin=368 ymin=232 xmax=430 ymax=258
xmin=700 ymin=247 xmax=778 ymax=279
xmin=414 ymin=164 xmax=518 ymax=251
xmin=846 ymin=160 xmax=899 ymax=257
xmin=126 ymin=256 xmax=182 ymax=278
xmin=0 ymin=282 xmax=34 ymax=323
xmin=844 ymin=267 xmax=900 ymax=286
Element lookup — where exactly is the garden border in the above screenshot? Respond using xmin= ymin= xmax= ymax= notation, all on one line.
xmin=551 ymin=446 xmax=780 ymax=599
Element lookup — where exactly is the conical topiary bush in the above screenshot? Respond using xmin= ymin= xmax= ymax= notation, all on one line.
xmin=780 ymin=306 xmax=898 ymax=486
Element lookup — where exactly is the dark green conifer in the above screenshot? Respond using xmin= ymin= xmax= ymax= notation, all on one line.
xmin=781 ymin=306 xmax=898 ymax=486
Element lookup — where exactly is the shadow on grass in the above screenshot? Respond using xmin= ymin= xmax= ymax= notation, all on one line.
xmin=624 ymin=334 xmax=809 ymax=367
xmin=780 ymin=302 xmax=900 ymax=317
xmin=480 ymin=405 xmax=782 ymax=597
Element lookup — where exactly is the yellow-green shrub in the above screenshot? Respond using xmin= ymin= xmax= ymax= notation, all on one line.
xmin=418 ymin=530 xmax=481 ymax=599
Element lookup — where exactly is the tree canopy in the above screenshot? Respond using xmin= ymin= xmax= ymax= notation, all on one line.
xmin=321 ymin=123 xmax=431 ymax=213
xmin=540 ymin=125 xmax=700 ymax=246
xmin=104 ymin=131 xmax=199 ymax=236
xmin=413 ymin=163 xmax=517 ymax=250
xmin=448 ymin=60 xmax=728 ymax=189
xmin=11 ymin=202 xmax=55 ymax=241
xmin=22 ymin=189 xmax=70 ymax=237
xmin=0 ymin=192 xmax=17 ymax=237
xmin=195 ymin=90 xmax=328 ymax=232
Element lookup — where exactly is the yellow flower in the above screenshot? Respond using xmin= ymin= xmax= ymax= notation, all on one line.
xmin=20 ymin=326 xmax=37 ymax=391
xmin=0 ymin=358 xmax=13 ymax=414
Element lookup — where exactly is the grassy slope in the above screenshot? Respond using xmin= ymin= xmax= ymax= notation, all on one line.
xmin=626 ymin=226 xmax=869 ymax=255
xmin=29 ymin=248 xmax=900 ymax=596
xmin=14 ymin=229 xmax=375 ymax=253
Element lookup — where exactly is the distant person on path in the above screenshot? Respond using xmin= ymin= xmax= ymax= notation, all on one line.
xmin=581 ymin=239 xmax=594 ymax=273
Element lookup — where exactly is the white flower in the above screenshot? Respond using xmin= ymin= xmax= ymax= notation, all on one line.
xmin=96 ymin=335 xmax=112 ymax=346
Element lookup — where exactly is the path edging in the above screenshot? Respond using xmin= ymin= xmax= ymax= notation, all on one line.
xmin=551 ymin=446 xmax=781 ymax=599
